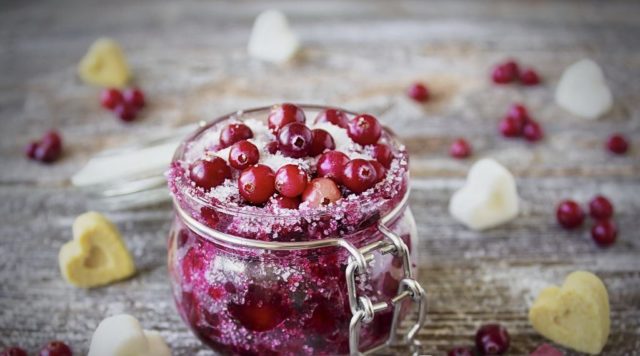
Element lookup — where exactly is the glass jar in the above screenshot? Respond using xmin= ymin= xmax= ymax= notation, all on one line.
xmin=167 ymin=105 xmax=427 ymax=355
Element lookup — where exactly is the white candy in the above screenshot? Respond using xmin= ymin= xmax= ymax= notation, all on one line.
xmin=555 ymin=59 xmax=613 ymax=120
xmin=248 ymin=10 xmax=300 ymax=63
xmin=88 ymin=314 xmax=171 ymax=356
xmin=449 ymin=158 xmax=519 ymax=231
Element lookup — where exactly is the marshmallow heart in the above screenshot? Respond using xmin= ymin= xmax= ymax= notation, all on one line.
xmin=555 ymin=59 xmax=613 ymax=120
xmin=529 ymin=271 xmax=610 ymax=355
xmin=58 ymin=212 xmax=135 ymax=288
xmin=78 ymin=38 xmax=131 ymax=88
xmin=248 ymin=10 xmax=300 ymax=63
xmin=448 ymin=158 xmax=519 ymax=230
xmin=88 ymin=314 xmax=172 ymax=356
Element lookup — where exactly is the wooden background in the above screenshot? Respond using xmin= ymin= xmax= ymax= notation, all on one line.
xmin=1 ymin=0 xmax=639 ymax=354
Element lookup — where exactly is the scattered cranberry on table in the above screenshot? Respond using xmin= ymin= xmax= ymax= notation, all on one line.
xmin=606 ymin=133 xmax=629 ymax=155
xmin=189 ymin=157 xmax=231 ymax=191
xmin=499 ymin=117 xmax=523 ymax=138
xmin=342 ymin=159 xmax=377 ymax=193
xmin=448 ymin=347 xmax=474 ymax=356
xmin=25 ymin=130 xmax=63 ymax=163
xmin=523 ymin=120 xmax=544 ymax=142
xmin=114 ymin=103 xmax=137 ymax=122
xmin=122 ymin=88 xmax=145 ymax=109
xmin=492 ymin=60 xmax=519 ymax=84
xmin=449 ymin=138 xmax=472 ymax=159
xmin=39 ymin=340 xmax=72 ymax=356
xmin=0 ymin=347 xmax=28 ymax=356
xmin=238 ymin=164 xmax=276 ymax=204
xmin=314 ymin=108 xmax=349 ymax=129
xmin=556 ymin=199 xmax=585 ymax=230
xmin=219 ymin=123 xmax=254 ymax=148
xmin=407 ymin=82 xmax=430 ymax=103
xmin=591 ymin=219 xmax=618 ymax=247
xmin=275 ymin=164 xmax=308 ymax=198
xmin=268 ymin=103 xmax=306 ymax=133
xmin=100 ymin=88 xmax=124 ymax=110
xmin=347 ymin=114 xmax=382 ymax=145
xmin=520 ymin=68 xmax=541 ymax=86
xmin=99 ymin=87 xmax=146 ymax=122
xmin=498 ymin=103 xmax=544 ymax=142
xmin=589 ymin=195 xmax=614 ymax=220
xmin=228 ymin=140 xmax=260 ymax=170
xmin=475 ymin=323 xmax=510 ymax=355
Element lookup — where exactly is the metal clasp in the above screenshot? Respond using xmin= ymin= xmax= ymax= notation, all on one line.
xmin=343 ymin=222 xmax=428 ymax=356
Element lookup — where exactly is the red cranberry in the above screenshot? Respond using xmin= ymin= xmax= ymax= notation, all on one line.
xmin=450 ymin=138 xmax=472 ymax=159
xmin=491 ymin=60 xmax=519 ymax=84
xmin=316 ymin=150 xmax=349 ymax=184
xmin=369 ymin=160 xmax=386 ymax=183
xmin=606 ymin=133 xmax=629 ymax=155
xmin=25 ymin=141 xmax=39 ymax=159
xmin=266 ymin=141 xmax=279 ymax=154
xmin=238 ymin=164 xmax=276 ymax=204
xmin=523 ymin=120 xmax=544 ymax=142
xmin=342 ymin=159 xmax=377 ymax=193
xmin=475 ymin=323 xmax=510 ymax=355
xmin=189 ymin=157 xmax=231 ymax=191
xmin=506 ymin=103 xmax=529 ymax=125
xmin=228 ymin=140 xmax=260 ymax=170
xmin=591 ymin=219 xmax=617 ymax=247
xmin=520 ymin=68 xmax=541 ymax=86
xmin=372 ymin=143 xmax=393 ymax=168
xmin=277 ymin=122 xmax=313 ymax=158
xmin=499 ymin=118 xmax=522 ymax=138
xmin=114 ymin=103 xmax=137 ymax=122
xmin=268 ymin=103 xmax=306 ymax=133
xmin=407 ymin=82 xmax=430 ymax=103
xmin=347 ymin=114 xmax=382 ymax=145
xmin=100 ymin=88 xmax=124 ymax=110
xmin=228 ymin=284 xmax=291 ymax=332
xmin=556 ymin=200 xmax=585 ymax=229
xmin=34 ymin=130 xmax=63 ymax=163
xmin=589 ymin=195 xmax=614 ymax=220
xmin=220 ymin=123 xmax=253 ymax=148
xmin=123 ymin=87 xmax=145 ymax=109
xmin=274 ymin=195 xmax=301 ymax=209
xmin=302 ymin=177 xmax=342 ymax=207
xmin=314 ymin=108 xmax=349 ymax=128
xmin=309 ymin=129 xmax=336 ymax=156
xmin=305 ymin=298 xmax=339 ymax=335
xmin=1 ymin=348 xmax=27 ymax=356
xmin=448 ymin=347 xmax=473 ymax=356
xmin=275 ymin=164 xmax=308 ymax=198
xmin=39 ymin=341 xmax=72 ymax=356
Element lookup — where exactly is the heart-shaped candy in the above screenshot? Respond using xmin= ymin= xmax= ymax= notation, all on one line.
xmin=529 ymin=271 xmax=610 ymax=355
xmin=555 ymin=59 xmax=613 ymax=120
xmin=58 ymin=212 xmax=135 ymax=288
xmin=78 ymin=38 xmax=131 ymax=88
xmin=247 ymin=10 xmax=300 ymax=63
xmin=448 ymin=158 xmax=519 ymax=230
xmin=88 ymin=314 xmax=171 ymax=356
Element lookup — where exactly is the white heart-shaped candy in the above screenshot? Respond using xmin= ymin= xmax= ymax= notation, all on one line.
xmin=248 ymin=10 xmax=300 ymax=63
xmin=88 ymin=314 xmax=171 ymax=356
xmin=555 ymin=59 xmax=613 ymax=120
xmin=449 ymin=158 xmax=519 ymax=231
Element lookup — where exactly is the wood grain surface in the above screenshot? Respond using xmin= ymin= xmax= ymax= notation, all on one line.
xmin=1 ymin=0 xmax=639 ymax=355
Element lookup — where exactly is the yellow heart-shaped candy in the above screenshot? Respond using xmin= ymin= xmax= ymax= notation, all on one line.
xmin=77 ymin=38 xmax=130 ymax=88
xmin=529 ymin=271 xmax=610 ymax=354
xmin=59 ymin=212 xmax=135 ymax=288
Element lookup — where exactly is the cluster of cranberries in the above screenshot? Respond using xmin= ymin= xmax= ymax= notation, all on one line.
xmin=556 ymin=195 xmax=618 ymax=247
xmin=491 ymin=59 xmax=541 ymax=86
xmin=25 ymin=130 xmax=63 ymax=163
xmin=100 ymin=87 xmax=146 ymax=122
xmin=499 ymin=103 xmax=544 ymax=142
xmin=1 ymin=340 xmax=72 ymax=356
xmin=407 ymin=82 xmax=430 ymax=103
xmin=448 ymin=323 xmax=511 ymax=355
xmin=189 ymin=104 xmax=391 ymax=208
xmin=606 ymin=133 xmax=630 ymax=155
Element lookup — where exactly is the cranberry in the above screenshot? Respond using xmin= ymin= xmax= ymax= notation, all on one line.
xmin=275 ymin=164 xmax=308 ymax=197
xmin=448 ymin=347 xmax=473 ymax=356
xmin=266 ymin=140 xmax=279 ymax=154
xmin=506 ymin=103 xmax=529 ymax=125
xmin=372 ymin=143 xmax=393 ymax=168
xmin=591 ymin=219 xmax=617 ymax=247
xmin=347 ymin=114 xmax=382 ymax=145
xmin=228 ymin=140 xmax=260 ymax=170
xmin=277 ymin=122 xmax=313 ymax=158
xmin=34 ymin=130 xmax=63 ymax=163
xmin=589 ymin=195 xmax=614 ymax=220
xmin=302 ymin=177 xmax=342 ymax=207
xmin=407 ymin=82 xmax=430 ymax=103
xmin=25 ymin=141 xmax=39 ymax=159
xmin=220 ymin=123 xmax=253 ymax=148
xmin=342 ymin=159 xmax=377 ymax=193
xmin=520 ymin=68 xmax=541 ymax=86
xmin=238 ymin=164 xmax=276 ymax=204
xmin=556 ymin=200 xmax=584 ymax=229
xmin=114 ymin=103 xmax=137 ymax=122
xmin=475 ymin=323 xmax=510 ymax=355
xmin=1 ymin=348 xmax=27 ymax=356
xmin=305 ymin=298 xmax=341 ymax=335
xmin=606 ymin=133 xmax=629 ymax=155
xmin=274 ymin=195 xmax=301 ymax=209
xmin=267 ymin=103 xmax=306 ymax=133
xmin=499 ymin=118 xmax=522 ymax=138
xmin=369 ymin=160 xmax=386 ymax=183
xmin=523 ymin=120 xmax=544 ymax=142
xmin=316 ymin=150 xmax=349 ymax=184
xmin=491 ymin=60 xmax=519 ymax=84
xmin=228 ymin=284 xmax=291 ymax=332
xmin=189 ymin=157 xmax=231 ymax=190
xmin=450 ymin=138 xmax=472 ymax=159
xmin=309 ymin=129 xmax=335 ymax=156
xmin=39 ymin=341 xmax=72 ymax=356
xmin=530 ymin=344 xmax=564 ymax=356
xmin=100 ymin=88 xmax=124 ymax=110
xmin=122 ymin=87 xmax=145 ymax=109
xmin=314 ymin=108 xmax=349 ymax=128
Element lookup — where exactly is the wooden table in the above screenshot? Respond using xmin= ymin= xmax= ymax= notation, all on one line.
xmin=1 ymin=0 xmax=639 ymax=354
